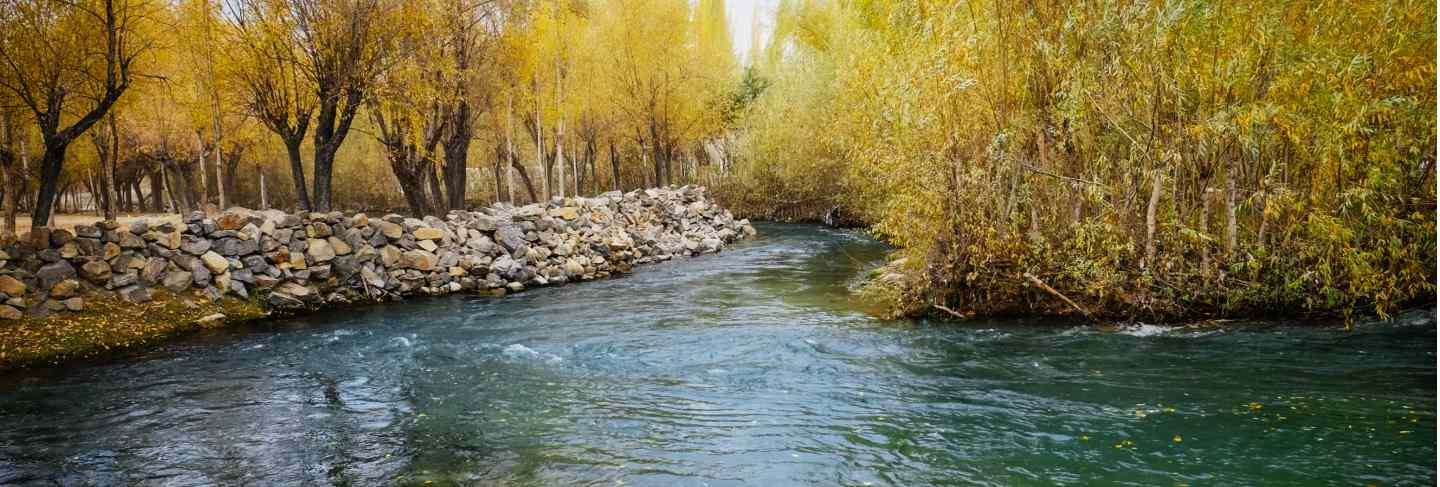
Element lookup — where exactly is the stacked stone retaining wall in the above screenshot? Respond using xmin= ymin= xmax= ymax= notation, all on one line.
xmin=0 ymin=186 xmax=755 ymax=319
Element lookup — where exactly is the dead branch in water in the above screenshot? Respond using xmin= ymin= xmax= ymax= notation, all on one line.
xmin=933 ymin=303 xmax=971 ymax=319
xmin=1023 ymin=272 xmax=1096 ymax=322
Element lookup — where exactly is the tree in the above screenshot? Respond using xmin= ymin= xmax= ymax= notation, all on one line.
xmin=0 ymin=0 xmax=154 ymax=228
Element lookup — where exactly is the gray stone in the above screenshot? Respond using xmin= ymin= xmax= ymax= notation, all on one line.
xmin=181 ymin=237 xmax=212 ymax=255
xmin=36 ymin=261 xmax=76 ymax=289
xmin=61 ymin=297 xmax=84 ymax=311
xmin=163 ymin=270 xmax=193 ymax=292
xmin=119 ymin=285 xmax=153 ymax=303
xmin=0 ymin=305 xmax=21 ymax=320
xmin=110 ymin=271 xmax=139 ymax=288
xmin=201 ymin=251 xmax=230 ymax=273
xmin=140 ymin=258 xmax=168 ymax=284
xmin=496 ymin=224 xmax=526 ymax=251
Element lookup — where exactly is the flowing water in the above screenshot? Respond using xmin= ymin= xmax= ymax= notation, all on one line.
xmin=0 ymin=223 xmax=1433 ymax=486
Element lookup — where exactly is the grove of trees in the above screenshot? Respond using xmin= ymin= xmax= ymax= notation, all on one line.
xmin=0 ymin=0 xmax=746 ymax=229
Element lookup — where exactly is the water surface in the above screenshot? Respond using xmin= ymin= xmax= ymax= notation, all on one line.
xmin=0 ymin=223 xmax=1434 ymax=486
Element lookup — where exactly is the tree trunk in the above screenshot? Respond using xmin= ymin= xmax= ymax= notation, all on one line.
xmin=30 ymin=144 xmax=66 ymax=228
xmin=609 ymin=141 xmax=621 ymax=192
xmin=1224 ymin=156 xmax=1237 ymax=256
xmin=259 ymin=165 xmax=269 ymax=210
xmin=555 ymin=125 xmax=565 ymax=199
xmin=284 ymin=139 xmax=311 ymax=212
xmin=506 ymin=96 xmax=516 ymax=204
xmin=442 ymin=101 xmax=472 ymax=212
xmin=510 ymin=153 xmax=538 ymax=203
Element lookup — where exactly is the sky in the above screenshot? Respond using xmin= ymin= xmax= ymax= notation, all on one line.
xmin=725 ymin=0 xmax=778 ymax=66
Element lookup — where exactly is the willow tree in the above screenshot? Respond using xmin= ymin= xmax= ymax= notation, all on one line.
xmin=0 ymin=0 xmax=155 ymax=228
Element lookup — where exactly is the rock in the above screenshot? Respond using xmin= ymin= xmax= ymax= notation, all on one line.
xmin=75 ymin=224 xmax=101 ymax=239
xmin=49 ymin=279 xmax=79 ymax=299
xmin=269 ymin=282 xmax=314 ymax=309
xmin=79 ymin=261 xmax=112 ymax=284
xmin=196 ymin=313 xmax=226 ymax=326
xmin=414 ymin=227 xmax=444 ymax=241
xmin=551 ymin=207 xmax=580 ymax=220
xmin=61 ymin=297 xmax=84 ymax=311
xmin=181 ymin=236 xmax=211 ymax=255
xmin=327 ymin=236 xmax=352 ymax=256
xmin=0 ymin=305 xmax=20 ymax=320
xmin=490 ymin=254 xmax=522 ymax=279
xmin=401 ymin=250 xmax=438 ymax=271
xmin=102 ymin=242 xmax=122 ymax=260
xmin=200 ymin=251 xmax=230 ymax=273
xmin=307 ymin=238 xmax=336 ymax=262
xmin=119 ymin=285 xmax=152 ymax=303
xmin=563 ymin=259 xmax=584 ymax=276
xmin=214 ymin=237 xmax=258 ymax=256
xmin=36 ymin=261 xmax=76 ymax=289
xmin=377 ymin=221 xmax=404 ymax=240
xmin=50 ymin=229 xmax=74 ymax=247
xmin=495 ymin=225 xmax=526 ymax=251
xmin=471 ymin=215 xmax=497 ymax=231
xmin=380 ymin=245 xmax=402 ymax=267
xmin=163 ymin=270 xmax=193 ymax=292
xmin=110 ymin=271 xmax=139 ymax=288
xmin=361 ymin=266 xmax=386 ymax=289
xmin=701 ymin=238 xmax=723 ymax=253
xmin=306 ymin=222 xmax=332 ymax=238
xmin=417 ymin=239 xmax=438 ymax=252
xmin=0 ymin=275 xmax=27 ymax=297
xmin=140 ymin=258 xmax=168 ymax=284
xmin=58 ymin=241 xmax=80 ymax=259
xmin=218 ymin=211 xmax=248 ymax=231
xmin=118 ymin=231 xmax=145 ymax=249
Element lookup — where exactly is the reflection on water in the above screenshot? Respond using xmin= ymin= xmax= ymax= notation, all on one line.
xmin=0 ymin=223 xmax=1433 ymax=486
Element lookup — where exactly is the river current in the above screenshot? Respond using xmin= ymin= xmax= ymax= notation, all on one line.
xmin=0 ymin=223 xmax=1433 ymax=486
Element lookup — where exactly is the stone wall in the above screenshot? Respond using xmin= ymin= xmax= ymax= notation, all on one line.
xmin=0 ymin=186 xmax=755 ymax=319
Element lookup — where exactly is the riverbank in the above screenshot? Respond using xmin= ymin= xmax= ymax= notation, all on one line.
xmin=0 ymin=186 xmax=754 ymax=370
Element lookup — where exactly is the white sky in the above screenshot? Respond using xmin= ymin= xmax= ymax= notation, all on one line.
xmin=725 ymin=0 xmax=778 ymax=66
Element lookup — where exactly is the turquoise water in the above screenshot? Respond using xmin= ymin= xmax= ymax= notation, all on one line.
xmin=0 ymin=223 xmax=1433 ymax=486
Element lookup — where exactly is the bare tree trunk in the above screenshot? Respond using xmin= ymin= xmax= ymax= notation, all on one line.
xmin=506 ymin=95 xmax=515 ymax=204
xmin=536 ymin=80 xmax=548 ymax=202
xmin=259 ymin=164 xmax=269 ymax=209
xmin=195 ymin=133 xmax=209 ymax=211
xmin=103 ymin=113 xmax=119 ymax=220
xmin=1224 ymin=156 xmax=1237 ymax=256
xmin=555 ymin=125 xmax=565 ymax=199
xmin=1143 ymin=169 xmax=1163 ymax=269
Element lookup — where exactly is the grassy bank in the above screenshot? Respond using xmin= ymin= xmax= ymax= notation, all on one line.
xmin=0 ymin=292 xmax=268 ymax=371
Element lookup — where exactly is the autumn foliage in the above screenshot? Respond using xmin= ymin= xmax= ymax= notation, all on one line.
xmin=724 ymin=0 xmax=1436 ymax=320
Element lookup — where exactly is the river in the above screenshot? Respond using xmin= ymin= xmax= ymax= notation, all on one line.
xmin=0 ymin=223 xmax=1433 ymax=486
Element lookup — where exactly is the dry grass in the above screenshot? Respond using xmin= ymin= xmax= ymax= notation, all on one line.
xmin=11 ymin=212 xmax=184 ymax=236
